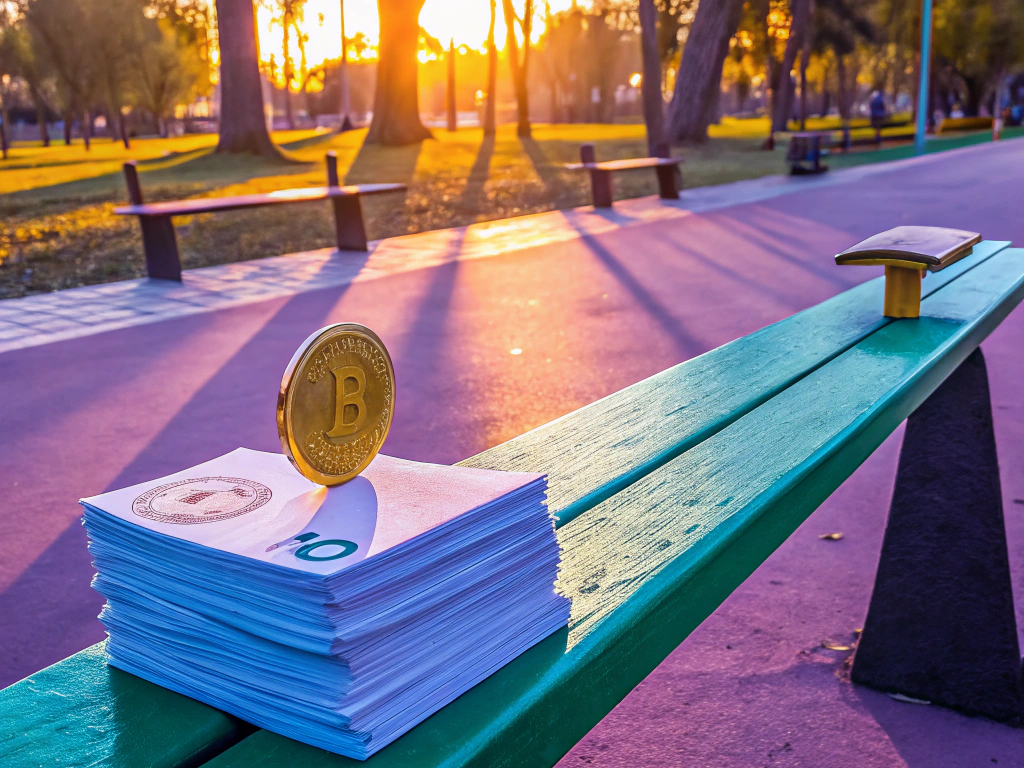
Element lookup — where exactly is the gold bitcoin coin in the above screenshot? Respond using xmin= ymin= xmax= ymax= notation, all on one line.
xmin=277 ymin=324 xmax=395 ymax=485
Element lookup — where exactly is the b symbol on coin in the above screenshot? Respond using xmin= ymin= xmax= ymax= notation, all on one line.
xmin=277 ymin=324 xmax=395 ymax=485
xmin=328 ymin=366 xmax=368 ymax=438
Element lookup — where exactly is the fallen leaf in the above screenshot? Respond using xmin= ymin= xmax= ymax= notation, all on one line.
xmin=822 ymin=643 xmax=852 ymax=651
xmin=889 ymin=693 xmax=931 ymax=705
xmin=819 ymin=532 xmax=844 ymax=540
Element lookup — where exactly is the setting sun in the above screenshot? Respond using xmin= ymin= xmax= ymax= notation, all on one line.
xmin=255 ymin=0 xmax=574 ymax=70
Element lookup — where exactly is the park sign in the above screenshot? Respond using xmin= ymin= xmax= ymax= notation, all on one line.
xmin=80 ymin=325 xmax=570 ymax=759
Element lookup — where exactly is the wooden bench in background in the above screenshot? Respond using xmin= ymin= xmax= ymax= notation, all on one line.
xmin=114 ymin=152 xmax=406 ymax=281
xmin=567 ymin=143 xmax=683 ymax=208
xmin=786 ymin=131 xmax=830 ymax=174
xmin=936 ymin=116 xmax=994 ymax=134
xmin=4 ymin=233 xmax=1024 ymax=767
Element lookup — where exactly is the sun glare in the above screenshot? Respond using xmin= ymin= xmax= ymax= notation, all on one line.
xmin=256 ymin=0 xmax=575 ymax=70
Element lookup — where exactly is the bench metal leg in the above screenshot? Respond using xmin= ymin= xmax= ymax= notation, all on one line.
xmin=589 ymin=169 xmax=613 ymax=208
xmin=655 ymin=165 xmax=680 ymax=200
xmin=851 ymin=348 xmax=1024 ymax=725
xmin=138 ymin=216 xmax=182 ymax=281
xmin=332 ymin=195 xmax=369 ymax=251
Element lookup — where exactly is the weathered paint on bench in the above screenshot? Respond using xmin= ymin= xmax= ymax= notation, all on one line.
xmin=465 ymin=240 xmax=1009 ymax=525
xmin=2 ymin=241 xmax=1019 ymax=768
xmin=0 ymin=643 xmax=250 ymax=768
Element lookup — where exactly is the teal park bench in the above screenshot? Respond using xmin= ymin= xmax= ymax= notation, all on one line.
xmin=4 ymin=233 xmax=1024 ymax=766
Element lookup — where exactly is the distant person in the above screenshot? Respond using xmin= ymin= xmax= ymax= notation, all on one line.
xmin=870 ymin=91 xmax=886 ymax=143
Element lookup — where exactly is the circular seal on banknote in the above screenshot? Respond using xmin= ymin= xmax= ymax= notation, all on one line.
xmin=133 ymin=477 xmax=272 ymax=524
xmin=277 ymin=323 xmax=395 ymax=486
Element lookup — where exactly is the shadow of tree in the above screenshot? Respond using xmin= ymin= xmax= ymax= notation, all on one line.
xmin=343 ymin=136 xmax=426 ymax=238
xmin=456 ymin=135 xmax=495 ymax=214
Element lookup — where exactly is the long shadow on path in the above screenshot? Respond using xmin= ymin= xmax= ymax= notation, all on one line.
xmin=0 ymin=276 xmax=359 ymax=688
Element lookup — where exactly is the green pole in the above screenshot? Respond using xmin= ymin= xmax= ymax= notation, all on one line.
xmin=914 ymin=0 xmax=933 ymax=155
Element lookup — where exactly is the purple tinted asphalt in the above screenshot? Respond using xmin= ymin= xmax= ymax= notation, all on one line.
xmin=2 ymin=139 xmax=1024 ymax=766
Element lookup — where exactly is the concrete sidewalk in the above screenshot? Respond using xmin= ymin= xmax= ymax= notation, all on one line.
xmin=2 ymin=136 xmax=1023 ymax=767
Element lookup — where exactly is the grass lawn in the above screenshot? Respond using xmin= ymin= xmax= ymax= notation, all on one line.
xmin=0 ymin=119 xmax=1016 ymax=299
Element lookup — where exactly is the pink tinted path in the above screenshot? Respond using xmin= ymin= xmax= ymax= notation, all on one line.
xmin=2 ymin=139 xmax=1024 ymax=766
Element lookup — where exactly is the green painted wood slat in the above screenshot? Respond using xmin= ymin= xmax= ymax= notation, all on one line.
xmin=461 ymin=240 xmax=1010 ymax=525
xmin=1 ymin=240 xmax=1016 ymax=768
xmin=0 ymin=643 xmax=251 ymax=768
xmin=196 ymin=247 xmax=1024 ymax=767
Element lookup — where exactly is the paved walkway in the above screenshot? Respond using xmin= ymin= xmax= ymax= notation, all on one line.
xmin=3 ymin=137 xmax=1024 ymax=767
xmin=0 ymin=146 xmax=954 ymax=354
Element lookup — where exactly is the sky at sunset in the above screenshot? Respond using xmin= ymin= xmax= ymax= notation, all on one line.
xmin=256 ymin=0 xmax=576 ymax=67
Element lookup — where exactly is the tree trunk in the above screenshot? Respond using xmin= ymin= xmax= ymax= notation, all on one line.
xmin=339 ymin=0 xmax=352 ymax=127
xmin=446 ymin=39 xmax=457 ymax=131
xmin=502 ymin=0 xmax=532 ymax=138
xmin=0 ymin=104 xmax=9 ymax=160
xmin=215 ymin=0 xmax=279 ymax=156
xmin=638 ymin=0 xmax=664 ymax=155
xmin=119 ymin=109 xmax=130 ymax=149
xmin=366 ymin=0 xmax=432 ymax=145
xmin=283 ymin=10 xmax=295 ymax=130
xmin=836 ymin=54 xmax=851 ymax=121
xmin=771 ymin=0 xmax=813 ymax=133
xmin=484 ymin=0 xmax=497 ymax=134
xmin=799 ymin=48 xmax=809 ymax=130
xmin=30 ymin=86 xmax=50 ymax=147
xmin=82 ymin=110 xmax=91 ymax=150
xmin=665 ymin=0 xmax=745 ymax=143
xmin=63 ymin=106 xmax=72 ymax=145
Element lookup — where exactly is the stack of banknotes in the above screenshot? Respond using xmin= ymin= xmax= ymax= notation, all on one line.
xmin=82 ymin=448 xmax=570 ymax=759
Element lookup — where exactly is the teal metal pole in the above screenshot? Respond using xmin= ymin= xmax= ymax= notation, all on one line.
xmin=915 ymin=0 xmax=933 ymax=155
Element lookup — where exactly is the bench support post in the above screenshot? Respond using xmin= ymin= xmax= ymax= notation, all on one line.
xmin=332 ymin=195 xmax=369 ymax=251
xmin=138 ymin=216 xmax=182 ymax=281
xmin=123 ymin=160 xmax=182 ymax=281
xmin=851 ymin=348 xmax=1024 ymax=725
xmin=589 ymin=170 xmax=614 ymax=208
xmin=655 ymin=164 xmax=680 ymax=200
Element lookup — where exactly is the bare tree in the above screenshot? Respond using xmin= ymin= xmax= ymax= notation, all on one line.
xmin=0 ymin=6 xmax=14 ymax=159
xmin=665 ymin=0 xmax=745 ymax=143
xmin=501 ymin=0 xmax=533 ymax=138
xmin=133 ymin=17 xmax=204 ymax=137
xmin=3 ymin=22 xmax=52 ymax=146
xmin=21 ymin=0 xmax=97 ymax=148
xmin=215 ymin=0 xmax=279 ymax=156
xmin=483 ymin=0 xmax=497 ymax=135
xmin=268 ymin=0 xmax=308 ymax=130
xmin=771 ymin=0 xmax=814 ymax=132
xmin=92 ymin=0 xmax=139 ymax=148
xmin=637 ymin=0 xmax=665 ymax=154
xmin=365 ymin=0 xmax=432 ymax=145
